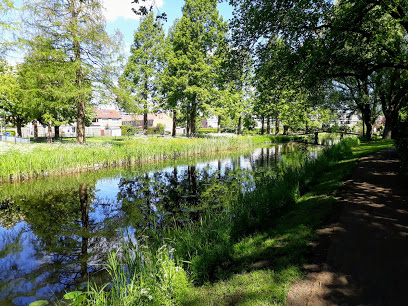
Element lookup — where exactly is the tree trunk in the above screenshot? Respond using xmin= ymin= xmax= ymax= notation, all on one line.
xmin=186 ymin=117 xmax=190 ymax=136
xmin=47 ymin=122 xmax=53 ymax=143
xmin=143 ymin=78 xmax=148 ymax=135
xmin=381 ymin=96 xmax=399 ymax=140
xmin=55 ymin=125 xmax=60 ymax=139
xmin=72 ymin=7 xmax=86 ymax=144
xmin=283 ymin=125 xmax=289 ymax=135
xmin=143 ymin=112 xmax=148 ymax=135
xmin=16 ymin=120 xmax=22 ymax=137
xmin=33 ymin=119 xmax=38 ymax=139
xmin=190 ymin=99 xmax=196 ymax=137
xmin=172 ymin=109 xmax=177 ymax=137
xmin=237 ymin=116 xmax=242 ymax=135
xmin=217 ymin=115 xmax=221 ymax=133
xmin=266 ymin=117 xmax=271 ymax=134
xmin=361 ymin=105 xmax=372 ymax=140
xmin=275 ymin=117 xmax=280 ymax=136
xmin=261 ymin=116 xmax=265 ymax=135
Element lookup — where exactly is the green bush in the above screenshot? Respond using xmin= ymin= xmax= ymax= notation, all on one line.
xmin=5 ymin=130 xmax=16 ymax=136
xmin=155 ymin=123 xmax=165 ymax=134
xmin=147 ymin=127 xmax=155 ymax=134
xmin=120 ymin=125 xmax=136 ymax=137
xmin=197 ymin=128 xmax=218 ymax=133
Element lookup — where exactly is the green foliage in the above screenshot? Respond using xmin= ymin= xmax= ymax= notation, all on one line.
xmin=29 ymin=301 xmax=49 ymax=306
xmin=23 ymin=0 xmax=123 ymax=143
xmin=162 ymin=0 xmax=227 ymax=137
xmin=155 ymin=123 xmax=165 ymax=134
xmin=4 ymin=129 xmax=15 ymax=136
xmin=18 ymin=36 xmax=78 ymax=130
xmin=197 ymin=128 xmax=218 ymax=133
xmin=118 ymin=13 xmax=165 ymax=130
xmin=84 ymin=243 xmax=191 ymax=305
xmin=0 ymin=136 xmax=258 ymax=180
xmin=120 ymin=125 xmax=136 ymax=138
xmin=167 ymin=138 xmax=360 ymax=285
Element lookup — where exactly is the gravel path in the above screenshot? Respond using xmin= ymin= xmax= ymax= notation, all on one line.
xmin=287 ymin=147 xmax=408 ymax=305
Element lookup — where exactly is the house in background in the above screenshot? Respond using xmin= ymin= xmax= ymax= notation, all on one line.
xmin=121 ymin=112 xmax=173 ymax=132
xmin=91 ymin=109 xmax=122 ymax=136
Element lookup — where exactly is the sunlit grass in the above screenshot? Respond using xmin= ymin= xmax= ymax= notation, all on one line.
xmin=1 ymin=136 xmax=284 ymax=181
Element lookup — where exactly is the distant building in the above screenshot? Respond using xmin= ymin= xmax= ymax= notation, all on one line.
xmin=90 ymin=109 xmax=122 ymax=136
xmin=92 ymin=109 xmax=122 ymax=129
xmin=335 ymin=113 xmax=360 ymax=127
xmin=121 ymin=112 xmax=173 ymax=132
xmin=201 ymin=116 xmax=218 ymax=129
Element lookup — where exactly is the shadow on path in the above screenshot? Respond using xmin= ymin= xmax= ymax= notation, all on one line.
xmin=287 ymin=147 xmax=408 ymax=305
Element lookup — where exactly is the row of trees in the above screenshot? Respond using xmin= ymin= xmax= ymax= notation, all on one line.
xmin=229 ymin=0 xmax=408 ymax=139
xmin=119 ymin=0 xmax=336 ymax=137
xmin=2 ymin=0 xmax=406 ymax=142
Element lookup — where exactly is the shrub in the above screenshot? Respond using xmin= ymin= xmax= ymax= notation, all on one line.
xmin=155 ymin=123 xmax=165 ymax=134
xmin=197 ymin=128 xmax=218 ymax=133
xmin=120 ymin=125 xmax=136 ymax=137
xmin=5 ymin=130 xmax=16 ymax=136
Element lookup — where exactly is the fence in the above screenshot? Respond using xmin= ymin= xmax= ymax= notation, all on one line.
xmin=0 ymin=135 xmax=31 ymax=144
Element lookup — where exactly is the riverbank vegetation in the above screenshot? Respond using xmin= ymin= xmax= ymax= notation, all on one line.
xmin=0 ymin=135 xmax=301 ymax=182
xmin=62 ymin=139 xmax=393 ymax=305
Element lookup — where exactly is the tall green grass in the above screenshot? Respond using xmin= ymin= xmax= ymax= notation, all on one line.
xmin=60 ymin=138 xmax=369 ymax=305
xmin=0 ymin=137 xmax=257 ymax=181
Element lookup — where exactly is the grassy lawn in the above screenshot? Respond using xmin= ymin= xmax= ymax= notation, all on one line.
xmin=179 ymin=140 xmax=394 ymax=305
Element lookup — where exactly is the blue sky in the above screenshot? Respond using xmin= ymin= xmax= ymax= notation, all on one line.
xmin=103 ymin=0 xmax=234 ymax=51
xmin=8 ymin=0 xmax=233 ymax=63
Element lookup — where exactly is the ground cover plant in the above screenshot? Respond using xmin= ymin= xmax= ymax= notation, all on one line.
xmin=61 ymin=138 xmax=394 ymax=305
xmin=0 ymin=135 xmax=289 ymax=182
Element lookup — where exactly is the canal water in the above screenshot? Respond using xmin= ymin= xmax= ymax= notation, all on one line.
xmin=0 ymin=143 xmax=323 ymax=305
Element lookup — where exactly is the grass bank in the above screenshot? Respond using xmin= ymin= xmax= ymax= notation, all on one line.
xmin=60 ymin=138 xmax=393 ymax=305
xmin=0 ymin=135 xmax=290 ymax=183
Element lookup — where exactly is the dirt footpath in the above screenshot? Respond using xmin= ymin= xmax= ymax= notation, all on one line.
xmin=287 ymin=147 xmax=408 ymax=306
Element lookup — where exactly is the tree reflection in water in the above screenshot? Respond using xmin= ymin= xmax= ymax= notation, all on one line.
xmin=0 ymin=144 xmax=320 ymax=304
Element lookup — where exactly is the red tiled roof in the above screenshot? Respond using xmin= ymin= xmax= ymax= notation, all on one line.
xmin=121 ymin=113 xmax=172 ymax=121
xmin=94 ymin=109 xmax=121 ymax=119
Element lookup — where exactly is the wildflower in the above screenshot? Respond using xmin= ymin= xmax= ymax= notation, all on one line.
xmin=164 ymin=273 xmax=168 ymax=278
xmin=148 ymin=295 xmax=153 ymax=300
xmin=175 ymin=267 xmax=181 ymax=272
xmin=141 ymin=288 xmax=148 ymax=295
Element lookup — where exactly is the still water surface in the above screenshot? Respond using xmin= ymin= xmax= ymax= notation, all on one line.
xmin=0 ymin=143 xmax=322 ymax=305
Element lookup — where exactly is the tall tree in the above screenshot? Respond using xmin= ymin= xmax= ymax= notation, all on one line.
xmin=119 ymin=12 xmax=165 ymax=134
xmin=18 ymin=37 xmax=78 ymax=142
xmin=163 ymin=0 xmax=227 ymax=137
xmin=0 ymin=59 xmax=30 ymax=136
xmin=23 ymin=0 xmax=122 ymax=144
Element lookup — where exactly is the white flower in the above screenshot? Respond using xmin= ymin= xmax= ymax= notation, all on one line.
xmin=148 ymin=295 xmax=153 ymax=300
xmin=175 ymin=267 xmax=181 ymax=272
xmin=141 ymin=288 xmax=148 ymax=295
xmin=164 ymin=273 xmax=168 ymax=278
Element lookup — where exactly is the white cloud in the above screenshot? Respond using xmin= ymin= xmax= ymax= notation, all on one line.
xmin=102 ymin=0 xmax=164 ymax=21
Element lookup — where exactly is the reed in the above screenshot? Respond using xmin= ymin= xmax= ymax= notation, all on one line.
xmin=0 ymin=136 xmax=261 ymax=181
